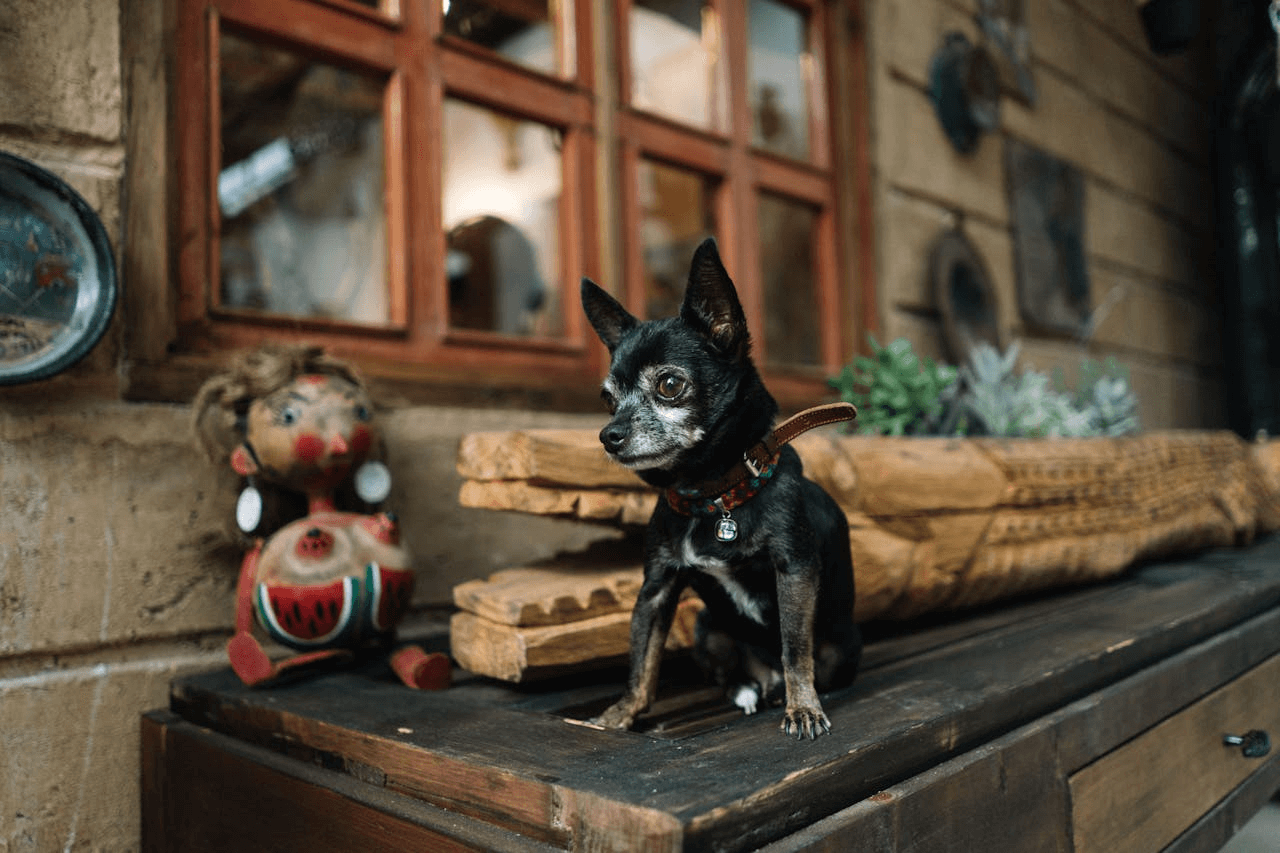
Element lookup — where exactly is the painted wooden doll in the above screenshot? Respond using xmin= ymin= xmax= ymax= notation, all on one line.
xmin=193 ymin=343 xmax=448 ymax=689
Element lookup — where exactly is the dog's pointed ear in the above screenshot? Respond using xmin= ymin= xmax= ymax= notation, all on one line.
xmin=581 ymin=278 xmax=638 ymax=352
xmin=680 ymin=238 xmax=749 ymax=359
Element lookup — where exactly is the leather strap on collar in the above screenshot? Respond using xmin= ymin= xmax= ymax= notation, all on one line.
xmin=664 ymin=401 xmax=857 ymax=509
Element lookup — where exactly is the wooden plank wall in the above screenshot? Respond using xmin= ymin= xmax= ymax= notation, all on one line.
xmin=867 ymin=0 xmax=1219 ymax=429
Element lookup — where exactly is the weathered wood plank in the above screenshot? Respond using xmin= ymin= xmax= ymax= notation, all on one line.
xmin=756 ymin=721 xmax=1072 ymax=853
xmin=834 ymin=435 xmax=1011 ymax=514
xmin=760 ymin=605 xmax=1280 ymax=853
xmin=452 ymin=564 xmax=644 ymax=627
xmin=166 ymin=538 xmax=1280 ymax=852
xmin=457 ymin=430 xmax=1280 ymax=621
xmin=1069 ymin=652 xmax=1280 ymax=853
xmin=456 ymin=430 xmax=640 ymax=489
xmin=458 ymin=480 xmax=657 ymax=526
xmin=142 ymin=711 xmax=561 ymax=852
xmin=449 ymin=597 xmax=701 ymax=683
xmin=1161 ymin=756 xmax=1280 ymax=853
xmin=1050 ymin=595 xmax=1280 ymax=775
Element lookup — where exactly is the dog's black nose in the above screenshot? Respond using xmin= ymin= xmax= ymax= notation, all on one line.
xmin=600 ymin=422 xmax=629 ymax=455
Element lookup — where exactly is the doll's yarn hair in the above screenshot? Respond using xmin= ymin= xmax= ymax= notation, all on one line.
xmin=192 ymin=342 xmax=368 ymax=464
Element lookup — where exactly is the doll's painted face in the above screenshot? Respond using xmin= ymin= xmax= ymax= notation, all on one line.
xmin=231 ymin=374 xmax=375 ymax=496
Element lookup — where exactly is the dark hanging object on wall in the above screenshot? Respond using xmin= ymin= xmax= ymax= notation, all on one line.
xmin=1215 ymin=25 xmax=1280 ymax=438
xmin=0 ymin=151 xmax=118 ymax=385
xmin=930 ymin=228 xmax=1007 ymax=364
xmin=976 ymin=0 xmax=1037 ymax=106
xmin=928 ymin=31 xmax=1002 ymax=155
xmin=1004 ymin=139 xmax=1090 ymax=338
xmin=1137 ymin=0 xmax=1201 ymax=56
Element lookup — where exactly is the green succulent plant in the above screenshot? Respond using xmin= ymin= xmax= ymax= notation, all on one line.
xmin=829 ymin=337 xmax=1141 ymax=439
xmin=1072 ymin=356 xmax=1141 ymax=436
xmin=956 ymin=342 xmax=1093 ymax=437
xmin=827 ymin=335 xmax=958 ymax=436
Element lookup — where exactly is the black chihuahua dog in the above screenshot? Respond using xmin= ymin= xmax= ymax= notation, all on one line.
xmin=581 ymin=238 xmax=861 ymax=739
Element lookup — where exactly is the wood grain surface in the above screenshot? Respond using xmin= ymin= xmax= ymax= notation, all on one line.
xmin=159 ymin=537 xmax=1280 ymax=852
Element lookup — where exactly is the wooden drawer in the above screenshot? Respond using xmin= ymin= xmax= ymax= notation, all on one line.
xmin=1070 ymin=652 xmax=1280 ymax=853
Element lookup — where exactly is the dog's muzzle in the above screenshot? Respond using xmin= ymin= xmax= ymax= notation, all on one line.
xmin=599 ymin=420 xmax=629 ymax=455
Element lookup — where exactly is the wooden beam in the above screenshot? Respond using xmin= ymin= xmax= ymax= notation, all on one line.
xmin=455 ymin=430 xmax=1280 ymax=622
xmin=456 ymin=429 xmax=641 ymax=488
xmin=453 ymin=563 xmax=645 ymax=627
xmin=450 ymin=597 xmax=702 ymax=683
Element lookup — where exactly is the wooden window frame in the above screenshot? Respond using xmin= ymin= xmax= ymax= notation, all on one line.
xmin=119 ymin=0 xmax=876 ymax=409
xmin=616 ymin=0 xmax=849 ymax=401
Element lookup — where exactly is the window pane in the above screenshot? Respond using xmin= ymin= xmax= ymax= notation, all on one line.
xmin=748 ymin=0 xmax=811 ymax=160
xmin=217 ymin=31 xmax=390 ymax=325
xmin=629 ymin=0 xmax=725 ymax=133
xmin=637 ymin=160 xmax=716 ymax=320
xmin=443 ymin=99 xmax=563 ymax=337
xmin=758 ymin=193 xmax=820 ymax=366
xmin=443 ymin=0 xmax=563 ymax=77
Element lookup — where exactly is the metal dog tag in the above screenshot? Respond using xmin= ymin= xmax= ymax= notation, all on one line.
xmin=715 ymin=516 xmax=739 ymax=542
xmin=713 ymin=498 xmax=739 ymax=542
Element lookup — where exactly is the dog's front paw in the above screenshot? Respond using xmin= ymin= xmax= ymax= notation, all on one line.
xmin=730 ymin=684 xmax=760 ymax=715
xmin=781 ymin=705 xmax=831 ymax=740
xmin=592 ymin=698 xmax=641 ymax=730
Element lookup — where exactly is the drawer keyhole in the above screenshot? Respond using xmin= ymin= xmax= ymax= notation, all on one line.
xmin=1223 ymin=730 xmax=1271 ymax=758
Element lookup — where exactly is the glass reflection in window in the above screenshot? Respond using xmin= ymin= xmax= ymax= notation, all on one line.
xmin=629 ymin=0 xmax=725 ymax=133
xmin=443 ymin=99 xmax=563 ymax=337
xmin=443 ymin=0 xmax=565 ymax=77
xmin=217 ymin=30 xmax=390 ymax=325
xmin=748 ymin=0 xmax=811 ymax=160
xmin=637 ymin=159 xmax=717 ymax=320
xmin=758 ymin=192 xmax=820 ymax=366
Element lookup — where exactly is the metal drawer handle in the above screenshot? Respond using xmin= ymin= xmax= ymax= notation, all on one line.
xmin=1223 ymin=730 xmax=1271 ymax=758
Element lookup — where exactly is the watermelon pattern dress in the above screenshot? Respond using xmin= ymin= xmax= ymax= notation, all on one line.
xmin=251 ymin=512 xmax=414 ymax=651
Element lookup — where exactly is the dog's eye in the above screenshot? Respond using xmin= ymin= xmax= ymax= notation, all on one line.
xmin=601 ymin=389 xmax=617 ymax=414
xmin=656 ymin=374 xmax=686 ymax=400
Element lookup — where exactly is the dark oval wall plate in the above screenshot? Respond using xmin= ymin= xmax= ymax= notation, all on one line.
xmin=930 ymin=228 xmax=1006 ymax=363
xmin=0 ymin=150 xmax=117 ymax=385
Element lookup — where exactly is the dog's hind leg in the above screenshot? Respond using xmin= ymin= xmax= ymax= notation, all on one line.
xmin=692 ymin=621 xmax=739 ymax=684
xmin=732 ymin=645 xmax=783 ymax=715
xmin=814 ymin=623 xmax=862 ymax=692
xmin=693 ymin=609 xmax=780 ymax=716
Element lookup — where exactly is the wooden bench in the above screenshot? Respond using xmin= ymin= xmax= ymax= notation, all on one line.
xmin=143 ymin=535 xmax=1280 ymax=852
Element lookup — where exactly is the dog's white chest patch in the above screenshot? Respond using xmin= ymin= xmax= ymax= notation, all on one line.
xmin=681 ymin=525 xmax=767 ymax=626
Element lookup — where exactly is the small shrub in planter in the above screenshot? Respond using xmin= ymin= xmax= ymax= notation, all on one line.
xmin=827 ymin=335 xmax=959 ymax=436
xmin=829 ymin=337 xmax=1141 ymax=438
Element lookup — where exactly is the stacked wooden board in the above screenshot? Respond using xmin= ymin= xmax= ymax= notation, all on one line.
xmin=453 ymin=429 xmax=1280 ymax=681
xmin=450 ymin=552 xmax=703 ymax=682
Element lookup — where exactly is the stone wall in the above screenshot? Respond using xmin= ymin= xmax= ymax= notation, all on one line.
xmin=869 ymin=0 xmax=1221 ymax=429
xmin=0 ymin=398 xmax=610 ymax=852
xmin=0 ymin=0 xmax=1221 ymax=849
